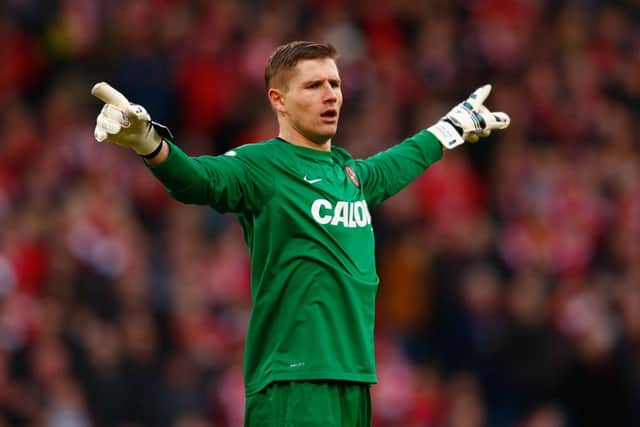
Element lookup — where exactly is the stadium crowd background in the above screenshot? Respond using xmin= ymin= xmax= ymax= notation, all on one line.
xmin=1 ymin=0 xmax=640 ymax=426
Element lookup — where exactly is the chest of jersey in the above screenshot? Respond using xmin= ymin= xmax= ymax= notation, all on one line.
xmin=259 ymin=153 xmax=375 ymax=271
xmin=277 ymin=156 xmax=369 ymax=227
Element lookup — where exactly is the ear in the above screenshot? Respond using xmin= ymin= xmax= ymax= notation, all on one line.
xmin=268 ymin=88 xmax=286 ymax=114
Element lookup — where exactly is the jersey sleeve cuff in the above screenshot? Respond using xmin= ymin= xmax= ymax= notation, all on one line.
xmin=414 ymin=129 xmax=444 ymax=162
xmin=146 ymin=139 xmax=195 ymax=186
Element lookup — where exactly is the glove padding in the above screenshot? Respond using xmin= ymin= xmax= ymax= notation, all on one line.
xmin=92 ymin=82 xmax=162 ymax=156
xmin=428 ymin=84 xmax=510 ymax=149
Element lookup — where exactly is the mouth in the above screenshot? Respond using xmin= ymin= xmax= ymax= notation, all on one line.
xmin=320 ymin=109 xmax=338 ymax=123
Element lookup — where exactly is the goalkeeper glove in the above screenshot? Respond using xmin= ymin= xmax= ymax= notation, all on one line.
xmin=428 ymin=84 xmax=510 ymax=149
xmin=91 ymin=82 xmax=172 ymax=156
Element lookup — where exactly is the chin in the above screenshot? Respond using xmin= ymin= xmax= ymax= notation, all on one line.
xmin=303 ymin=123 xmax=338 ymax=144
xmin=316 ymin=132 xmax=336 ymax=144
xmin=311 ymin=139 xmax=331 ymax=146
xmin=320 ymin=124 xmax=338 ymax=138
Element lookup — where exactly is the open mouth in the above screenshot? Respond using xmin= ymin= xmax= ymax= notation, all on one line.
xmin=320 ymin=109 xmax=338 ymax=121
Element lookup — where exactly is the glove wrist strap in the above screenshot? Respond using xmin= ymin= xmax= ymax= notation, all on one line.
xmin=427 ymin=120 xmax=465 ymax=149
xmin=140 ymin=139 xmax=165 ymax=159
xmin=136 ymin=121 xmax=173 ymax=157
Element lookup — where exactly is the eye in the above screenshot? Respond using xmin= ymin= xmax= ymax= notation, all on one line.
xmin=330 ymin=80 xmax=341 ymax=88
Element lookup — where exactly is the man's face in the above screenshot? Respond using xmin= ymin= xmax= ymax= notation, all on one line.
xmin=276 ymin=58 xmax=342 ymax=144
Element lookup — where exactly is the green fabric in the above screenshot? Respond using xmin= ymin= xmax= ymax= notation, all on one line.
xmin=244 ymin=381 xmax=371 ymax=427
xmin=149 ymin=131 xmax=442 ymax=395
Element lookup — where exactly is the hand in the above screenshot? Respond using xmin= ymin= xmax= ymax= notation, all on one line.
xmin=91 ymin=82 xmax=162 ymax=156
xmin=427 ymin=84 xmax=510 ymax=149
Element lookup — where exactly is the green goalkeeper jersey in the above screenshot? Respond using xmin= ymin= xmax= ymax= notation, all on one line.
xmin=148 ymin=130 xmax=442 ymax=395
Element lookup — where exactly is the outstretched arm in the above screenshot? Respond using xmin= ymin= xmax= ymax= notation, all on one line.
xmin=90 ymin=82 xmax=273 ymax=213
xmin=357 ymin=84 xmax=510 ymax=209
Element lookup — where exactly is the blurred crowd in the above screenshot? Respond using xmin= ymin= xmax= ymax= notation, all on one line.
xmin=1 ymin=0 xmax=640 ymax=426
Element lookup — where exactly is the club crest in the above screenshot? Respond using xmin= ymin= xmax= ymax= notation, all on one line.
xmin=344 ymin=166 xmax=360 ymax=188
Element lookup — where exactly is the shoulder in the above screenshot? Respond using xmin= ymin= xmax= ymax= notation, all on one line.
xmin=222 ymin=139 xmax=280 ymax=158
xmin=211 ymin=140 xmax=281 ymax=181
xmin=220 ymin=140 xmax=284 ymax=167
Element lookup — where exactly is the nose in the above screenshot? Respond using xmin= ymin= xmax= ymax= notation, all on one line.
xmin=322 ymin=82 xmax=338 ymax=103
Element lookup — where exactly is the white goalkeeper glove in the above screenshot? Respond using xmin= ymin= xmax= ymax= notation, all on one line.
xmin=91 ymin=82 xmax=164 ymax=156
xmin=428 ymin=84 xmax=510 ymax=149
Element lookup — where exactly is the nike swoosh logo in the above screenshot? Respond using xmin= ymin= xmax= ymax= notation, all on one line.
xmin=303 ymin=176 xmax=323 ymax=184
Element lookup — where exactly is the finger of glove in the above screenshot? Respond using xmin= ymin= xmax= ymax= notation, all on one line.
xmin=94 ymin=127 xmax=108 ymax=142
xmin=477 ymin=105 xmax=510 ymax=130
xmin=466 ymin=133 xmax=480 ymax=143
xmin=101 ymin=104 xmax=131 ymax=128
xmin=468 ymin=128 xmax=491 ymax=142
xmin=483 ymin=111 xmax=511 ymax=130
xmin=489 ymin=111 xmax=510 ymax=129
xmin=91 ymin=82 xmax=134 ymax=114
xmin=465 ymin=84 xmax=492 ymax=110
xmin=96 ymin=115 xmax=123 ymax=135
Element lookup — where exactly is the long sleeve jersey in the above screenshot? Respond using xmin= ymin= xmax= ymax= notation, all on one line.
xmin=148 ymin=130 xmax=443 ymax=395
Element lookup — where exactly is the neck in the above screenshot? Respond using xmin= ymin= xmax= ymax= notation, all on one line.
xmin=278 ymin=124 xmax=331 ymax=152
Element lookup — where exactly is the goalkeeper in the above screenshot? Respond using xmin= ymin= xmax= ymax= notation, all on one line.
xmin=91 ymin=41 xmax=510 ymax=426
